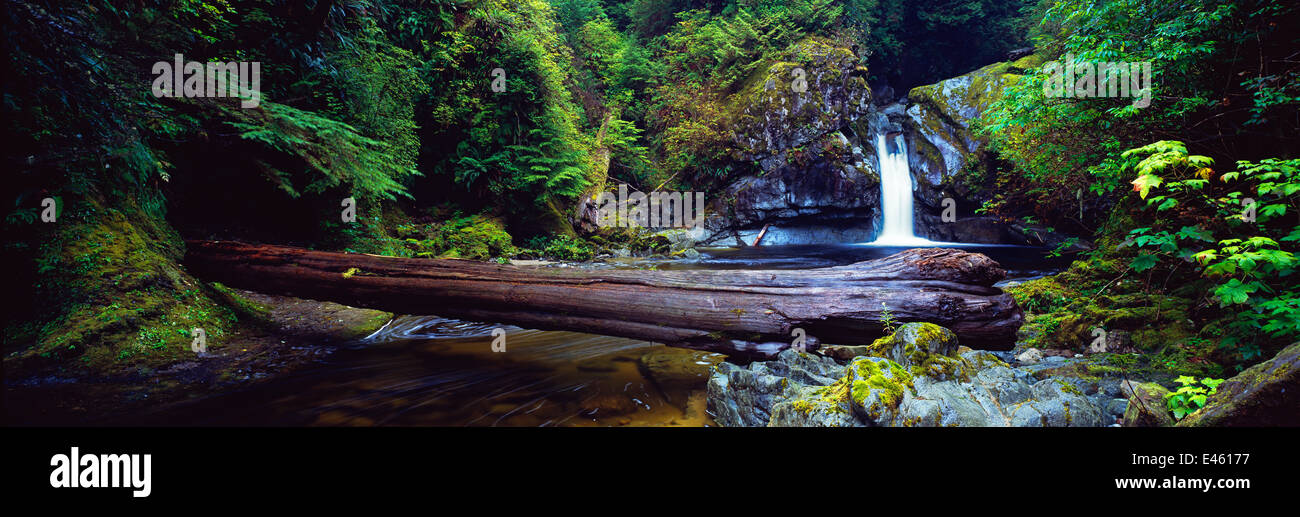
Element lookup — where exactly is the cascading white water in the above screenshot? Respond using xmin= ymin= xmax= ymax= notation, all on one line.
xmin=869 ymin=132 xmax=938 ymax=246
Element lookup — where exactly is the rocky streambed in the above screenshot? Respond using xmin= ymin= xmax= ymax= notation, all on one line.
xmin=707 ymin=322 xmax=1138 ymax=427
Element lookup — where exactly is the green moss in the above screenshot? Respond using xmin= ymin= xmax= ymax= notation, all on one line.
xmin=1010 ymin=256 xmax=1197 ymax=356
xmin=908 ymin=53 xmax=1040 ymax=126
xmin=846 ymin=358 xmax=915 ymax=414
xmin=1055 ymin=379 xmax=1084 ymax=397
xmin=1007 ymin=275 xmax=1073 ymax=313
xmin=9 ymin=200 xmax=240 ymax=374
xmin=728 ymin=37 xmax=870 ymax=157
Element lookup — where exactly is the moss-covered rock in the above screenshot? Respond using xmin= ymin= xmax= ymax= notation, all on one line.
xmin=1121 ymin=381 xmax=1176 ymax=427
xmin=709 ymin=343 xmax=1114 ymax=427
xmin=844 ymin=356 xmax=916 ymax=422
xmin=730 ymin=37 xmax=871 ymax=159
xmin=859 ymin=322 xmax=965 ymax=380
xmin=902 ymin=53 xmax=1058 ymax=243
xmin=1177 ymin=342 xmax=1300 ymax=427
xmin=4 ymin=199 xmax=240 ymax=375
xmin=703 ymin=37 xmax=881 ymax=246
xmin=1008 ymin=260 xmax=1203 ymax=375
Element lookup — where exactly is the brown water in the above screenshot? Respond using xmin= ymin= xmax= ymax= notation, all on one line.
xmin=126 ymin=317 xmax=724 ymax=426
xmin=118 ymin=244 xmax=1064 ymax=427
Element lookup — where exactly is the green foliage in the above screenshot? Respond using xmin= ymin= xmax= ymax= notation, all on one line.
xmin=855 ymin=0 xmax=1032 ymax=89
xmin=419 ymin=0 xmax=597 ymax=212
xmin=522 ymin=234 xmax=596 ymax=261
xmin=395 ymin=214 xmax=518 ymax=260
xmin=226 ymin=102 xmax=418 ymax=201
xmin=1122 ymin=141 xmax=1299 ymax=361
xmin=1165 ymin=375 xmax=1225 ymax=420
xmin=978 ymin=0 xmax=1299 ymax=229
xmin=879 ymin=302 xmax=898 ymax=334
xmin=323 ymin=16 xmax=429 ymax=181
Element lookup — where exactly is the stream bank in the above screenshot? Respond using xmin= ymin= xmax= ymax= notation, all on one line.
xmin=7 ymin=244 xmax=1065 ymax=426
xmin=3 ymin=290 xmax=393 ymax=425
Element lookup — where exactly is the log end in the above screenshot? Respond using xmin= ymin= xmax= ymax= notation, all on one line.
xmin=901 ymin=248 xmax=1008 ymax=286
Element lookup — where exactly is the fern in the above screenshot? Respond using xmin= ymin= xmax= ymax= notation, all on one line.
xmin=225 ymin=102 xmax=416 ymax=200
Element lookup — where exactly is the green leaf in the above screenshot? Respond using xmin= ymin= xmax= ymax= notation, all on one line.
xmin=1131 ymin=254 xmax=1159 ymax=272
xmin=1132 ymin=174 xmax=1163 ymax=199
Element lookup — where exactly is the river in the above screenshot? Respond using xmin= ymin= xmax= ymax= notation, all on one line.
xmin=108 ymin=244 xmax=1066 ymax=426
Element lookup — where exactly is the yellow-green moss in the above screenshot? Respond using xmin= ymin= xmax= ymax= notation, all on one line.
xmin=10 ymin=200 xmax=239 ymax=373
xmin=1054 ymin=379 xmax=1084 ymax=397
xmin=1009 ymin=258 xmax=1197 ymax=358
xmin=847 ymin=358 xmax=915 ymax=412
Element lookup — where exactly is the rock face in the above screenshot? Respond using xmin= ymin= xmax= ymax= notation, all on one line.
xmin=902 ymin=54 xmax=1043 ymax=243
xmin=704 ymin=38 xmax=879 ymax=246
xmin=1179 ymin=342 xmax=1300 ymax=427
xmin=707 ymin=322 xmax=1114 ymax=427
xmin=702 ymin=47 xmax=1093 ymax=248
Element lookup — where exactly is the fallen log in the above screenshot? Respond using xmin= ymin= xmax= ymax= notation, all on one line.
xmin=184 ymin=241 xmax=1023 ymax=359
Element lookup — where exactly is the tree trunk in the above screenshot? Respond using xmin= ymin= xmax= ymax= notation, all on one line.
xmin=184 ymin=241 xmax=1023 ymax=359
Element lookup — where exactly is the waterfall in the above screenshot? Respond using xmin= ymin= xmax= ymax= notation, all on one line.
xmin=868 ymin=132 xmax=937 ymax=246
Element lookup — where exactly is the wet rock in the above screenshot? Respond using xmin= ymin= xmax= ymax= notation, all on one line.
xmin=899 ymin=54 xmax=1073 ymax=245
xmin=1025 ymin=379 xmax=1103 ymax=427
xmin=1178 ymin=342 xmax=1300 ymax=427
xmin=1016 ymin=348 xmax=1043 ymax=365
xmin=708 ymin=324 xmax=1110 ymax=427
xmin=673 ymin=248 xmax=701 ymax=260
xmin=818 ymin=344 xmax=875 ymax=361
xmin=869 ymin=322 xmax=961 ymax=368
xmin=579 ymin=393 xmax=639 ymax=417
xmin=1009 ymin=224 xmax=1094 ymax=253
xmin=917 ymin=215 xmax=1010 ymax=243
xmin=1106 ymin=398 xmax=1130 ymax=421
xmin=706 ymin=350 xmax=843 ymax=427
xmin=769 ymin=384 xmax=862 ymax=427
xmin=655 ymin=228 xmax=697 ymax=253
xmin=702 ymin=39 xmax=879 ymax=245
xmin=1121 ymin=380 xmax=1175 ymax=427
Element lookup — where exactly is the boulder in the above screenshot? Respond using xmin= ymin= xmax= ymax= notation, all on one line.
xmin=818 ymin=344 xmax=875 ymax=361
xmin=900 ymin=54 xmax=1049 ymax=243
xmin=1016 ymin=348 xmax=1043 ymax=365
xmin=863 ymin=322 xmax=963 ymax=379
xmin=707 ymin=323 xmax=1110 ymax=427
xmin=1121 ymin=380 xmax=1175 ymax=427
xmin=1178 ymin=342 xmax=1300 ymax=427
xmin=707 ymin=349 xmax=844 ymax=427
xmin=703 ymin=38 xmax=880 ymax=245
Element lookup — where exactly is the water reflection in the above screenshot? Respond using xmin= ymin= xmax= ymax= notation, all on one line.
xmin=129 ymin=317 xmax=723 ymax=427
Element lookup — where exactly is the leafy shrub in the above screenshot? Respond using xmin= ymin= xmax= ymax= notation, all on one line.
xmin=1166 ymin=375 xmax=1225 ymax=420
xmin=1123 ymin=141 xmax=1299 ymax=361
xmin=522 ymin=234 xmax=596 ymax=261
xmin=400 ymin=215 xmax=517 ymax=261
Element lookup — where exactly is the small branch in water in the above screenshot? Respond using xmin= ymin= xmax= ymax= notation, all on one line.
xmin=751 ymin=224 xmax=771 ymax=247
